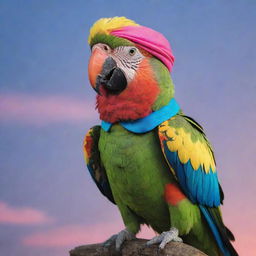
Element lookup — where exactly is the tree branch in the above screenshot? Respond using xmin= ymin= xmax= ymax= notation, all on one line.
xmin=69 ymin=239 xmax=207 ymax=256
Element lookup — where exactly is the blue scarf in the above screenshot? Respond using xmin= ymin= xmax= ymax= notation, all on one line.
xmin=101 ymin=98 xmax=180 ymax=133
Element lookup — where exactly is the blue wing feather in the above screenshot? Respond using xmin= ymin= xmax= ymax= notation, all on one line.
xmin=162 ymin=141 xmax=220 ymax=207
xmin=161 ymin=116 xmax=221 ymax=207
xmin=199 ymin=205 xmax=231 ymax=256
xmin=158 ymin=115 xmax=239 ymax=256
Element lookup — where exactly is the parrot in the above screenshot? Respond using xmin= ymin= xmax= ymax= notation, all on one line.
xmin=83 ymin=17 xmax=238 ymax=256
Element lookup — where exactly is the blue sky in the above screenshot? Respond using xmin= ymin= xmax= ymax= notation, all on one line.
xmin=0 ymin=1 xmax=255 ymax=255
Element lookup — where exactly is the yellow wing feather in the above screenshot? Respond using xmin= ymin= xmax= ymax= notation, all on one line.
xmin=160 ymin=118 xmax=216 ymax=173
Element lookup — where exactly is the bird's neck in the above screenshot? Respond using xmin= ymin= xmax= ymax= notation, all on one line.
xmin=96 ymin=85 xmax=158 ymax=123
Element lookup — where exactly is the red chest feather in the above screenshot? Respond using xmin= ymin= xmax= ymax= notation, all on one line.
xmin=96 ymin=59 xmax=159 ymax=123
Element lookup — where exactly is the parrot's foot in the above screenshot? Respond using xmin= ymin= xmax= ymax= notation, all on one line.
xmin=103 ymin=228 xmax=135 ymax=251
xmin=146 ymin=227 xmax=183 ymax=249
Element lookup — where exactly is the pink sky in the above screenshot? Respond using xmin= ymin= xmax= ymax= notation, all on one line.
xmin=222 ymin=205 xmax=256 ymax=255
xmin=0 ymin=93 xmax=97 ymax=125
xmin=22 ymin=218 xmax=251 ymax=254
xmin=17 ymin=199 xmax=251 ymax=255
xmin=0 ymin=201 xmax=53 ymax=225
xmin=21 ymin=212 xmax=253 ymax=255
xmin=23 ymin=221 xmax=156 ymax=247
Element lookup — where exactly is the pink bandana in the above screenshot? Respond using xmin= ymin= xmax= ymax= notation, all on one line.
xmin=111 ymin=25 xmax=175 ymax=72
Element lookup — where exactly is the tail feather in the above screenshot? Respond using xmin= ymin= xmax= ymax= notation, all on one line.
xmin=225 ymin=226 xmax=235 ymax=241
xmin=199 ymin=205 xmax=238 ymax=256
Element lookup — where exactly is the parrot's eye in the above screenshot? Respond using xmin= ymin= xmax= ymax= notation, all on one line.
xmin=129 ymin=48 xmax=136 ymax=56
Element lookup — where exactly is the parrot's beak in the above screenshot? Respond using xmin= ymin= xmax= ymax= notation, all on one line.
xmin=88 ymin=48 xmax=127 ymax=95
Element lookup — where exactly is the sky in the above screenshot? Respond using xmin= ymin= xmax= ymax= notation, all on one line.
xmin=0 ymin=0 xmax=255 ymax=255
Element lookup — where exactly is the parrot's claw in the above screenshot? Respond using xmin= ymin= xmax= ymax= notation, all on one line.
xmin=146 ymin=227 xmax=183 ymax=249
xmin=103 ymin=228 xmax=135 ymax=251
xmin=103 ymin=234 xmax=118 ymax=247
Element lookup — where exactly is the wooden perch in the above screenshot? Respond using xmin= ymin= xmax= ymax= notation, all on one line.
xmin=69 ymin=239 xmax=207 ymax=256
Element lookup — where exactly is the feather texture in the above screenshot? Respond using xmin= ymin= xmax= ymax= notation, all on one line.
xmin=158 ymin=114 xmax=238 ymax=255
xmin=83 ymin=126 xmax=115 ymax=204
xmin=88 ymin=17 xmax=138 ymax=45
xmin=158 ymin=114 xmax=220 ymax=207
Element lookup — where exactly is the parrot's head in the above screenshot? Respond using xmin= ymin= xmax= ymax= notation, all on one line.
xmin=88 ymin=17 xmax=175 ymax=123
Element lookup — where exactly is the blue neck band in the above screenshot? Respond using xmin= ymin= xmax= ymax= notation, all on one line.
xmin=101 ymin=98 xmax=180 ymax=133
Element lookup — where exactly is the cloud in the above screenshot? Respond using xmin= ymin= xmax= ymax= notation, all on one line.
xmin=23 ymin=223 xmax=122 ymax=247
xmin=23 ymin=222 xmax=155 ymax=248
xmin=0 ymin=201 xmax=53 ymax=225
xmin=0 ymin=93 xmax=97 ymax=125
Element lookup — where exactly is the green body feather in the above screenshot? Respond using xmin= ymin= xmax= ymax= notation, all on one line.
xmin=98 ymin=123 xmax=219 ymax=255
